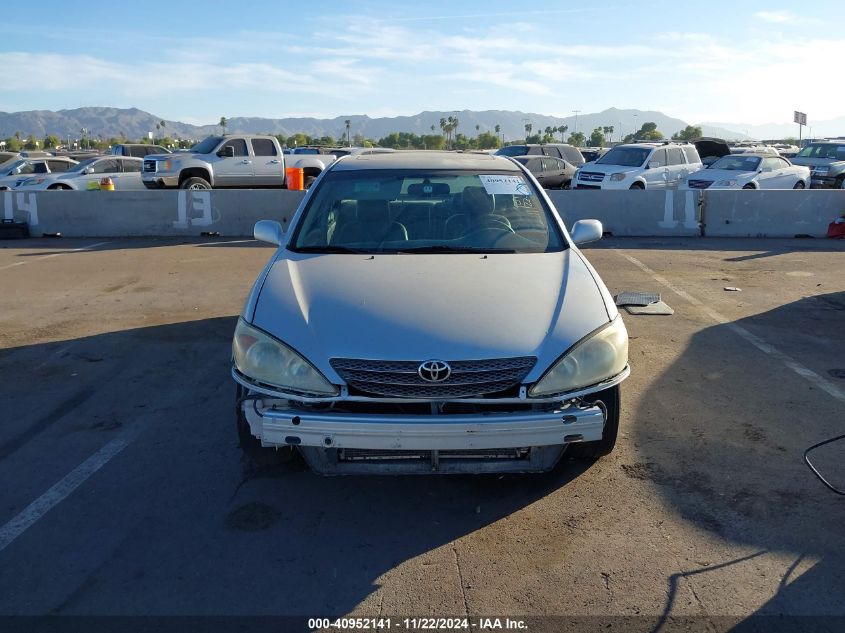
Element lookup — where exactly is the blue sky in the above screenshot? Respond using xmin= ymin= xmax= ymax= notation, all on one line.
xmin=2 ymin=0 xmax=843 ymax=126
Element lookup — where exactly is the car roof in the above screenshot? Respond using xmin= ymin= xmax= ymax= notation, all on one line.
xmin=331 ymin=151 xmax=520 ymax=172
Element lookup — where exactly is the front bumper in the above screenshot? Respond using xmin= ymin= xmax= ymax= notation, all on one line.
xmin=809 ymin=174 xmax=841 ymax=189
xmin=142 ymin=175 xmax=179 ymax=189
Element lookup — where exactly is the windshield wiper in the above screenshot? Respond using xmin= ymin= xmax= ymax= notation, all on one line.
xmin=392 ymin=245 xmax=518 ymax=254
xmin=291 ymin=245 xmax=373 ymax=254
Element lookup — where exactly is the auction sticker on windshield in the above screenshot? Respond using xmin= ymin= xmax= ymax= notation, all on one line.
xmin=479 ymin=175 xmax=530 ymax=196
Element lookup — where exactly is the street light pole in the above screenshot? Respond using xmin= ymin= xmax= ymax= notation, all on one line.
xmin=572 ymin=110 xmax=581 ymax=136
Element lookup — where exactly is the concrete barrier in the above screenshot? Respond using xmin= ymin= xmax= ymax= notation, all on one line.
xmin=2 ymin=188 xmax=842 ymax=239
xmin=2 ymin=190 xmax=305 ymax=237
xmin=548 ymin=190 xmax=702 ymax=237
xmin=702 ymin=190 xmax=844 ymax=238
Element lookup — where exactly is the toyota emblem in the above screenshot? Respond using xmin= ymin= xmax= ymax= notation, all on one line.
xmin=418 ymin=360 xmax=451 ymax=383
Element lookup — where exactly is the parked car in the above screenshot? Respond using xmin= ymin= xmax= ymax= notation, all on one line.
xmin=0 ymin=151 xmax=20 ymax=167
xmin=0 ymin=156 xmax=78 ymax=190
xmin=111 ymin=143 xmax=171 ymax=158
xmin=790 ymin=140 xmax=845 ymax=189
xmin=681 ymin=153 xmax=810 ymax=190
xmin=496 ymin=143 xmax=585 ymax=166
xmin=233 ymin=151 xmax=629 ymax=475
xmin=573 ymin=142 xmax=703 ymax=190
xmin=692 ymin=137 xmax=731 ymax=166
xmin=512 ymin=155 xmax=578 ymax=189
xmin=15 ymin=156 xmax=144 ymax=190
xmin=579 ymin=147 xmax=609 ymax=163
xmin=325 ymin=147 xmax=396 ymax=158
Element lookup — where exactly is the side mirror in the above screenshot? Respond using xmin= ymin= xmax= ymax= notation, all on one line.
xmin=648 ymin=161 xmax=659 ymax=170
xmin=254 ymin=220 xmax=285 ymax=246
xmin=84 ymin=167 xmax=94 ymax=174
xmin=570 ymin=219 xmax=603 ymax=246
xmin=218 ymin=146 xmax=235 ymax=158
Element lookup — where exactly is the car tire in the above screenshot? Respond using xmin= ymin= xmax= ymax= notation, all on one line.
xmin=742 ymin=183 xmax=756 ymax=190
xmin=629 ymin=182 xmax=644 ymax=190
xmin=562 ymin=180 xmax=572 ymax=190
xmin=235 ymin=385 xmax=300 ymax=469
xmin=565 ymin=385 xmax=621 ymax=460
xmin=793 ymin=180 xmax=805 ymax=189
xmin=181 ymin=177 xmax=212 ymax=190
xmin=304 ymin=175 xmax=317 ymax=189
xmin=49 ymin=184 xmax=71 ymax=190
xmin=836 ymin=175 xmax=845 ymax=190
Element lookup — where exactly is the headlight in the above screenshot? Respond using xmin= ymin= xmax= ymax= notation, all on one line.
xmin=717 ymin=179 xmax=738 ymax=186
xmin=529 ymin=318 xmax=628 ymax=397
xmin=232 ymin=318 xmax=338 ymax=396
xmin=814 ymin=166 xmax=829 ymax=174
xmin=610 ymin=173 xmax=627 ymax=182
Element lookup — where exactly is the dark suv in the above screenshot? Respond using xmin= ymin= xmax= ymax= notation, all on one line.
xmin=496 ymin=143 xmax=585 ymax=166
xmin=791 ymin=140 xmax=845 ymax=189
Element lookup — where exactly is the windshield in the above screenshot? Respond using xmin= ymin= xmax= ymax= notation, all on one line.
xmin=495 ymin=146 xmax=527 ymax=157
xmin=796 ymin=144 xmax=845 ymax=160
xmin=191 ymin=136 xmax=224 ymax=154
xmin=67 ymin=158 xmax=99 ymax=173
xmin=597 ymin=147 xmax=651 ymax=167
xmin=290 ymin=169 xmax=565 ymax=254
xmin=3 ymin=159 xmax=28 ymax=175
xmin=709 ymin=155 xmax=761 ymax=171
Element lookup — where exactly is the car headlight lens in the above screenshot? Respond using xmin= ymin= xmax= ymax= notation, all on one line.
xmin=529 ymin=318 xmax=628 ymax=397
xmin=232 ymin=318 xmax=337 ymax=396
xmin=610 ymin=173 xmax=627 ymax=181
xmin=717 ymin=179 xmax=738 ymax=186
xmin=813 ymin=166 xmax=829 ymax=174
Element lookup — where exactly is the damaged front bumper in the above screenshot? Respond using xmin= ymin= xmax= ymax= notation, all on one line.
xmin=235 ymin=366 xmax=622 ymax=474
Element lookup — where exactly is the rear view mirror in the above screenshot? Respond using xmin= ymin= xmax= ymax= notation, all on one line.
xmin=570 ymin=219 xmax=603 ymax=246
xmin=254 ymin=220 xmax=285 ymax=246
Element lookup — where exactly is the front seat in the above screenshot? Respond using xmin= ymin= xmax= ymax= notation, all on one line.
xmin=334 ymin=199 xmax=408 ymax=245
xmin=445 ymin=186 xmax=512 ymax=238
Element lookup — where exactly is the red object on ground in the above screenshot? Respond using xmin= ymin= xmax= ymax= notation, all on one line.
xmin=827 ymin=216 xmax=845 ymax=239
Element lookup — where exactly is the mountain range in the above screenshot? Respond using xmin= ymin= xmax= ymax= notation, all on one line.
xmin=0 ymin=106 xmax=841 ymax=143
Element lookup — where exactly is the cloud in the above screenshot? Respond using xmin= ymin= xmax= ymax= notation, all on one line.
xmin=754 ymin=10 xmax=793 ymax=24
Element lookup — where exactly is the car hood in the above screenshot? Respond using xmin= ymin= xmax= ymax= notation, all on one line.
xmin=251 ymin=250 xmax=612 ymax=383
xmin=579 ymin=163 xmax=640 ymax=175
xmin=791 ymin=157 xmax=844 ymax=169
xmin=691 ymin=168 xmax=755 ymax=181
xmin=693 ymin=138 xmax=731 ymax=160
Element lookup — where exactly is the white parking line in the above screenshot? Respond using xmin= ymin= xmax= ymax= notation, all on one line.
xmin=616 ymin=250 xmax=845 ymax=406
xmin=0 ymin=429 xmax=140 ymax=553
xmin=0 ymin=241 xmax=111 ymax=272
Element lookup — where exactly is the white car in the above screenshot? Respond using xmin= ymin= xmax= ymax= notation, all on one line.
xmin=15 ymin=156 xmax=145 ymax=190
xmin=234 ymin=151 xmax=629 ymax=475
xmin=682 ymin=153 xmax=810 ymax=190
xmin=573 ymin=142 xmax=703 ymax=190
xmin=0 ymin=156 xmax=78 ymax=190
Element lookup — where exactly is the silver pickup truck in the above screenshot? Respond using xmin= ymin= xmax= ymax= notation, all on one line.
xmin=142 ymin=134 xmax=334 ymax=190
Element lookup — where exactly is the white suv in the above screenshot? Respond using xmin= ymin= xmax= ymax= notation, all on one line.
xmin=574 ymin=142 xmax=703 ymax=190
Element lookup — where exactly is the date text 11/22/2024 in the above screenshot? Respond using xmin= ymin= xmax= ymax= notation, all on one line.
xmin=309 ymin=617 xmax=529 ymax=630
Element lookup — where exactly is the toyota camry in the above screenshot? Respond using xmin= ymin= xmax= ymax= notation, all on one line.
xmin=233 ymin=151 xmax=629 ymax=474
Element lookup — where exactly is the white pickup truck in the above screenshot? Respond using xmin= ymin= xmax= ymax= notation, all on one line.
xmin=141 ymin=134 xmax=334 ymax=190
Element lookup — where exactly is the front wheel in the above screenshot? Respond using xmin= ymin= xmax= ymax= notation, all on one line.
xmin=304 ymin=175 xmax=317 ymax=189
xmin=793 ymin=180 xmax=805 ymax=189
xmin=49 ymin=184 xmax=72 ymax=190
xmin=181 ymin=176 xmax=212 ymax=190
xmin=562 ymin=180 xmax=572 ymax=190
xmin=742 ymin=183 xmax=756 ymax=190
xmin=629 ymin=182 xmax=644 ymax=190
xmin=566 ymin=385 xmax=621 ymax=460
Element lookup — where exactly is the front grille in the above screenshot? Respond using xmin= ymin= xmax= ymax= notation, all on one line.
xmin=687 ymin=179 xmax=713 ymax=189
xmin=579 ymin=171 xmax=605 ymax=182
xmin=575 ymin=184 xmax=601 ymax=190
xmin=339 ymin=448 xmax=530 ymax=462
xmin=143 ymin=160 xmax=157 ymax=173
xmin=330 ymin=356 xmax=536 ymax=399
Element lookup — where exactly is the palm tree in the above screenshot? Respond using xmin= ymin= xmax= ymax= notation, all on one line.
xmin=430 ymin=124 xmax=435 ymax=133
xmin=557 ymin=125 xmax=568 ymax=142
xmin=607 ymin=125 xmax=614 ymax=143
xmin=524 ymin=122 xmax=533 ymax=139
xmin=219 ymin=117 xmax=228 ymax=135
xmin=344 ymin=119 xmax=351 ymax=146
xmin=475 ymin=124 xmax=480 ymax=136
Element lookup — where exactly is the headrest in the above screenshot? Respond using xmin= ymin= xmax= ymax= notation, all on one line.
xmin=356 ymin=199 xmax=390 ymax=223
xmin=462 ymin=186 xmax=494 ymax=214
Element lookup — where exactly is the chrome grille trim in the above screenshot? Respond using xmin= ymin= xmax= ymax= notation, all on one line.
xmin=579 ymin=171 xmax=605 ymax=182
xmin=687 ymin=179 xmax=713 ymax=189
xmin=330 ymin=356 xmax=536 ymax=399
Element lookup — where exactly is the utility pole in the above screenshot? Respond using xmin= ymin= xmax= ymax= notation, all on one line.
xmin=572 ymin=110 xmax=581 ymax=136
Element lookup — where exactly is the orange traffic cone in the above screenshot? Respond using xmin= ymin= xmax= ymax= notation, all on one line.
xmin=99 ymin=177 xmax=115 ymax=191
